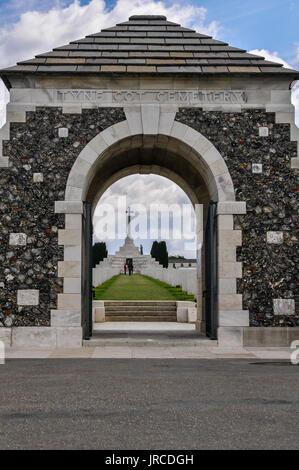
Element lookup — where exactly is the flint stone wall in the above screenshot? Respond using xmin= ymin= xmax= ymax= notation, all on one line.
xmin=0 ymin=105 xmax=297 ymax=328
xmin=0 ymin=107 xmax=125 ymax=326
xmin=175 ymin=108 xmax=298 ymax=326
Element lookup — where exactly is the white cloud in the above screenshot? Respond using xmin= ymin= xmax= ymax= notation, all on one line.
xmin=249 ymin=48 xmax=291 ymax=68
xmin=249 ymin=49 xmax=299 ymax=126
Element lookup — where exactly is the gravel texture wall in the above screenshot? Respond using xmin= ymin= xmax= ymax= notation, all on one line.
xmin=176 ymin=108 xmax=298 ymax=326
xmin=0 ymin=107 xmax=125 ymax=327
xmin=0 ymin=105 xmax=297 ymax=328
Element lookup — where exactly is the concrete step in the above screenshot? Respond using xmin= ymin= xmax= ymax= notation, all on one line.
xmin=84 ymin=336 xmax=216 ymax=348
xmin=104 ymin=301 xmax=177 ymax=306
xmin=105 ymin=306 xmax=177 ymax=312
xmin=106 ymin=313 xmax=177 ymax=318
xmin=105 ymin=316 xmax=177 ymax=322
xmin=105 ymin=312 xmax=177 ymax=318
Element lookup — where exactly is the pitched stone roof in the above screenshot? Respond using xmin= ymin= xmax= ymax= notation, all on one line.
xmin=1 ymin=15 xmax=299 ymax=77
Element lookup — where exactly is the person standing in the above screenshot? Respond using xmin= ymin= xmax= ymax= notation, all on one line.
xmin=124 ymin=263 xmax=127 ymax=275
xmin=128 ymin=262 xmax=133 ymax=276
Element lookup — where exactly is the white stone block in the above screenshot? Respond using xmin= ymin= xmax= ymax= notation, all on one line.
xmin=64 ymin=245 xmax=81 ymax=261
xmin=192 ymin=134 xmax=213 ymax=157
xmin=218 ymin=243 xmax=236 ymax=262
xmin=62 ymin=105 xmax=82 ymax=114
xmin=218 ymin=278 xmax=236 ymax=294
xmin=218 ymin=326 xmax=243 ymax=348
xmin=291 ymin=158 xmax=299 ymax=169
xmin=9 ymin=233 xmax=27 ymax=246
xmin=7 ymin=110 xmax=26 ymax=123
xmin=177 ymin=308 xmax=188 ymax=323
xmin=12 ymin=327 xmax=56 ymax=349
xmin=64 ymin=277 xmax=81 ymax=294
xmin=177 ymin=301 xmax=195 ymax=322
xmin=0 ymin=328 xmax=12 ymax=347
xmin=58 ymin=261 xmax=81 ymax=278
xmin=219 ymin=230 xmax=242 ymax=246
xmin=182 ymin=126 xmax=200 ymax=147
xmin=0 ymin=123 xmax=10 ymax=140
xmin=202 ymin=146 xmax=221 ymax=166
xmin=141 ymin=104 xmax=160 ymax=134
xmin=219 ymin=310 xmax=249 ymax=327
xmin=187 ymin=307 xmax=197 ymax=323
xmin=101 ymin=125 xmax=119 ymax=146
xmin=65 ymin=186 xmax=83 ymax=201
xmin=210 ymin=158 xmax=228 ymax=176
xmin=65 ymin=214 xmax=82 ymax=229
xmin=217 ymin=201 xmax=246 ymax=215
xmin=51 ymin=310 xmax=81 ymax=326
xmin=252 ymin=163 xmax=263 ymax=173
xmin=275 ymin=112 xmax=294 ymax=124
xmin=266 ymin=231 xmax=283 ymax=244
xmin=218 ymin=294 xmax=243 ymax=310
xmin=67 ymin=171 xmax=86 ymax=189
xmin=217 ymin=215 xmax=234 ymax=230
xmin=58 ymin=229 xmax=81 ymax=246
xmin=58 ymin=127 xmax=69 ymax=138
xmin=270 ymin=90 xmax=291 ymax=104
xmin=57 ymin=293 xmax=81 ymax=309
xmin=88 ymin=134 xmax=108 ymax=157
xmin=56 ymin=327 xmax=82 ymax=348
xmin=94 ymin=307 xmax=105 ymax=322
xmin=159 ymin=112 xmax=176 ymax=135
xmin=273 ymin=299 xmax=295 ymax=316
xmin=0 ymin=282 xmax=4 ymax=288
xmin=267 ymin=104 xmax=294 ymax=114
xmin=216 ymin=173 xmax=235 ymax=201
xmin=70 ymin=157 xmax=91 ymax=178
xmin=290 ymin=124 xmax=299 ymax=141
xmin=17 ymin=289 xmax=39 ymax=306
xmin=113 ymin=121 xmax=131 ymax=140
xmin=33 ymin=173 xmax=44 ymax=182
xmin=0 ymin=157 xmax=9 ymax=168
xmin=259 ymin=127 xmax=269 ymax=137
xmin=124 ymin=106 xmax=143 ymax=135
xmin=55 ymin=201 xmax=83 ymax=214
xmin=218 ymin=262 xmax=242 ymax=279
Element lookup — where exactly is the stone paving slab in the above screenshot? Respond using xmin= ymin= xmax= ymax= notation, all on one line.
xmin=3 ymin=346 xmax=294 ymax=360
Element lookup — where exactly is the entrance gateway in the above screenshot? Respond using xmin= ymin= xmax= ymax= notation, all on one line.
xmin=0 ymin=15 xmax=298 ymax=349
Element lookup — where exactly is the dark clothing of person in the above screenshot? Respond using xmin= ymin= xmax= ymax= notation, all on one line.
xmin=128 ymin=264 xmax=134 ymax=276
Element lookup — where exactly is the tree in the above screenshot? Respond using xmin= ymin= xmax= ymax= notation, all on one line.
xmin=92 ymin=242 xmax=108 ymax=268
xmin=150 ymin=240 xmax=159 ymax=261
xmin=150 ymin=240 xmax=169 ymax=268
xmin=159 ymin=241 xmax=169 ymax=268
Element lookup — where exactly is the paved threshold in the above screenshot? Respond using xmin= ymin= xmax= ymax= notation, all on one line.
xmin=4 ymin=346 xmax=294 ymax=360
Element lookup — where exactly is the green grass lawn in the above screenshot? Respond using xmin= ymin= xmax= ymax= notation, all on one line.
xmin=93 ymin=274 xmax=196 ymax=301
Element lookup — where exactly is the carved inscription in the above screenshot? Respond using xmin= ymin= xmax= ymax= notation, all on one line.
xmin=56 ymin=89 xmax=247 ymax=104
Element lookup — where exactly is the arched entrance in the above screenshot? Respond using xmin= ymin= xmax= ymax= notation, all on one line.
xmin=54 ymin=115 xmax=248 ymax=345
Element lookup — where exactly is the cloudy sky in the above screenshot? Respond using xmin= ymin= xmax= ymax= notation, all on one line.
xmin=0 ymin=0 xmax=298 ymax=255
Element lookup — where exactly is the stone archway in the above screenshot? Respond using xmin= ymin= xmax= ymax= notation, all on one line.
xmin=53 ymin=110 xmax=249 ymax=347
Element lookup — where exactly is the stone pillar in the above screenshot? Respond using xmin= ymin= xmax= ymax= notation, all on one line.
xmin=51 ymin=201 xmax=84 ymax=348
xmin=216 ymin=201 xmax=249 ymax=348
xmin=195 ymin=204 xmax=204 ymax=333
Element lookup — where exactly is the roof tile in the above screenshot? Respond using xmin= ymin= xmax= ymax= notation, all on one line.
xmin=1 ymin=14 xmax=298 ymax=78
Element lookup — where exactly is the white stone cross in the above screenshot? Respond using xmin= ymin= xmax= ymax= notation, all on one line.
xmin=126 ymin=207 xmax=135 ymax=238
